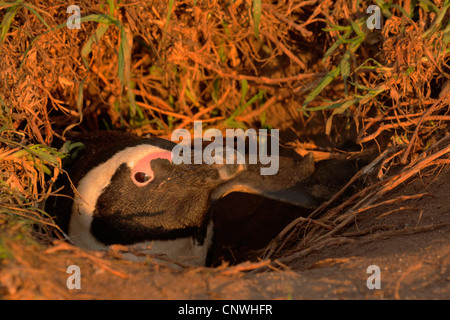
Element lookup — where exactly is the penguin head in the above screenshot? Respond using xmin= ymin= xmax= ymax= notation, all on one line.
xmin=66 ymin=138 xmax=244 ymax=250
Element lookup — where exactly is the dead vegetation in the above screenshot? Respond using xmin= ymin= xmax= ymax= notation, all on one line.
xmin=0 ymin=0 xmax=449 ymax=299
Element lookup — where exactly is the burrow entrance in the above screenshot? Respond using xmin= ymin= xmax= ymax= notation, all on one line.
xmin=209 ymin=157 xmax=362 ymax=266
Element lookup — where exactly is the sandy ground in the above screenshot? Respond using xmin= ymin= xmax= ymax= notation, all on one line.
xmin=0 ymin=165 xmax=449 ymax=300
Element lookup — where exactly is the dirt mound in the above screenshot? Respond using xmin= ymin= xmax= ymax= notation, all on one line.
xmin=1 ymin=165 xmax=448 ymax=299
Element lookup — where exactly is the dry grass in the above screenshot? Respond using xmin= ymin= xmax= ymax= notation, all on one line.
xmin=0 ymin=0 xmax=449 ymax=295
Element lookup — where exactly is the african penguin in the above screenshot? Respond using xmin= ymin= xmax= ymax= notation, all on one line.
xmin=46 ymin=131 xmax=245 ymax=266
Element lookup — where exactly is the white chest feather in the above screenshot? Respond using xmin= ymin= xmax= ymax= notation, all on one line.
xmin=127 ymin=221 xmax=214 ymax=266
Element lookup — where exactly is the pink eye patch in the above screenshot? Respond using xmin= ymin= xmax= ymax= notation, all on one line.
xmin=131 ymin=151 xmax=172 ymax=186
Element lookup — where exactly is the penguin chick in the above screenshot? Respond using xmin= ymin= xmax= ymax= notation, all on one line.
xmin=46 ymin=131 xmax=244 ymax=266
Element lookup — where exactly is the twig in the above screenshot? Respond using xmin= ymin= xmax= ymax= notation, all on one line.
xmin=188 ymin=52 xmax=320 ymax=84
xmin=263 ymin=149 xmax=393 ymax=259
xmin=261 ymin=31 xmax=307 ymax=69
xmin=278 ymin=237 xmax=356 ymax=265
xmin=350 ymin=193 xmax=432 ymax=216
xmin=358 ymin=223 xmax=448 ymax=244
xmin=379 ymin=144 xmax=450 ymax=195
xmin=376 ymin=206 xmax=418 ymax=219
xmin=220 ymin=260 xmax=271 ymax=275
xmin=401 ymin=94 xmax=448 ymax=164
xmin=44 ymin=241 xmax=128 ymax=279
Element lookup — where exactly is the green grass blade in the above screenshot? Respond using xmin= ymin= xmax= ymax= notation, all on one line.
xmin=106 ymin=0 xmax=115 ymax=15
xmin=253 ymin=0 xmax=261 ymax=39
xmin=0 ymin=1 xmax=22 ymax=8
xmin=212 ymin=78 xmax=220 ymax=103
xmin=322 ymin=29 xmax=351 ymax=62
xmin=340 ymin=51 xmax=351 ymax=96
xmin=0 ymin=5 xmax=19 ymax=45
xmin=240 ymin=79 xmax=248 ymax=107
xmin=243 ymin=89 xmax=264 ymax=109
xmin=127 ymin=80 xmax=139 ymax=119
xmin=18 ymin=13 xmax=114 ymax=72
xmin=350 ymin=19 xmax=365 ymax=38
xmin=118 ymin=25 xmax=138 ymax=118
xmin=323 ymin=22 xmax=351 ymax=32
xmin=325 ymin=98 xmax=359 ymax=135
xmin=79 ymin=14 xmax=115 ymax=24
xmin=81 ymin=23 xmax=110 ymax=68
xmin=418 ymin=0 xmax=440 ymax=13
xmin=165 ymin=0 xmax=174 ymax=31
xmin=302 ymin=67 xmax=340 ymax=109
xmin=160 ymin=0 xmax=174 ymax=48
xmin=2 ymin=140 xmax=61 ymax=166
xmin=227 ymin=89 xmax=264 ymax=128
xmin=422 ymin=1 xmax=449 ymax=38
xmin=22 ymin=2 xmax=50 ymax=30
xmin=118 ymin=25 xmax=128 ymax=83
xmin=301 ymin=100 xmax=346 ymax=112
xmin=63 ymin=77 xmax=85 ymax=135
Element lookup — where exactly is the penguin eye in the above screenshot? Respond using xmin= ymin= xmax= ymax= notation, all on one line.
xmin=134 ymin=172 xmax=151 ymax=184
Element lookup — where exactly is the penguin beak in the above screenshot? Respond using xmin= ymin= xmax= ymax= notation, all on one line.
xmin=211 ymin=172 xmax=318 ymax=209
xmin=211 ymin=155 xmax=318 ymax=210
